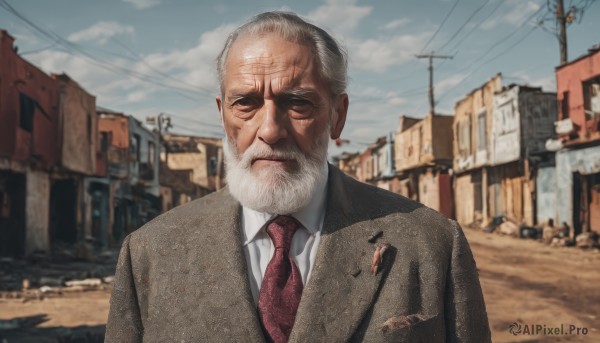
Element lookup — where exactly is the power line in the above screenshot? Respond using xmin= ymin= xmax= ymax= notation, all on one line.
xmin=435 ymin=0 xmax=492 ymax=53
xmin=419 ymin=0 xmax=462 ymax=54
xmin=441 ymin=3 xmax=547 ymax=81
xmin=443 ymin=0 xmax=506 ymax=57
xmin=0 ymin=0 xmax=215 ymax=103
xmin=437 ymin=25 xmax=539 ymax=104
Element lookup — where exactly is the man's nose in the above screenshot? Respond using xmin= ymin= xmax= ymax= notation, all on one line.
xmin=257 ymin=100 xmax=288 ymax=145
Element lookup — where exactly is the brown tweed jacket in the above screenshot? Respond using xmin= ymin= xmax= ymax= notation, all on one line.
xmin=105 ymin=164 xmax=491 ymax=342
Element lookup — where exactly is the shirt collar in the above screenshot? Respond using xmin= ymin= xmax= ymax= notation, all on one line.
xmin=242 ymin=161 xmax=329 ymax=245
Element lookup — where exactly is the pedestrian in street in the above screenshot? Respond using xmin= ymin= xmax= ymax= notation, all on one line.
xmin=105 ymin=11 xmax=491 ymax=343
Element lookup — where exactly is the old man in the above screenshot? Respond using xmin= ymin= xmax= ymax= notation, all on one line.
xmin=105 ymin=11 xmax=491 ymax=343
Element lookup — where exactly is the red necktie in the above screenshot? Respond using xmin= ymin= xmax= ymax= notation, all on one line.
xmin=257 ymin=215 xmax=303 ymax=343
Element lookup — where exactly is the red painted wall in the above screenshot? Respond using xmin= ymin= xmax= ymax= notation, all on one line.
xmin=0 ymin=30 xmax=58 ymax=167
xmin=556 ymin=48 xmax=600 ymax=140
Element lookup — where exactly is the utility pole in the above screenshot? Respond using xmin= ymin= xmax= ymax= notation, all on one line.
xmin=416 ymin=52 xmax=452 ymax=115
xmin=556 ymin=0 xmax=568 ymax=65
xmin=146 ymin=113 xmax=172 ymax=162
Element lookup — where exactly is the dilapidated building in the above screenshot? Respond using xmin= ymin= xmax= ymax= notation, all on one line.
xmin=362 ymin=134 xmax=395 ymax=190
xmin=0 ymin=30 xmax=59 ymax=256
xmin=49 ymin=73 xmax=98 ymax=249
xmin=159 ymin=133 xmax=224 ymax=210
xmin=488 ymin=84 xmax=557 ymax=226
xmin=395 ymin=114 xmax=454 ymax=217
xmin=554 ymin=44 xmax=600 ymax=237
xmin=84 ymin=108 xmax=160 ymax=248
xmin=453 ymin=74 xmax=503 ymax=226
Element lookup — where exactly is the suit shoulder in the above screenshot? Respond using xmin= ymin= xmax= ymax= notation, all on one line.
xmin=341 ymin=175 xmax=455 ymax=238
xmin=126 ymin=188 xmax=234 ymax=245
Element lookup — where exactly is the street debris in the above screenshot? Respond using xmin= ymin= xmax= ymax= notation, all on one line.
xmin=0 ymin=248 xmax=119 ymax=300
xmin=478 ymin=216 xmax=599 ymax=251
xmin=575 ymin=231 xmax=600 ymax=249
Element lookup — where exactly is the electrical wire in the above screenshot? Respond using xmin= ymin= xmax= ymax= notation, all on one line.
xmin=0 ymin=0 xmax=215 ymax=103
xmin=435 ymin=0 xmax=492 ymax=53
xmin=419 ymin=0 xmax=462 ymax=54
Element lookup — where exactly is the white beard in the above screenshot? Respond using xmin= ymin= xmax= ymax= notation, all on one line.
xmin=223 ymin=127 xmax=330 ymax=215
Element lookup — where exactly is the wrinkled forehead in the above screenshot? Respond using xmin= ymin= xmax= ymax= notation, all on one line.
xmin=229 ymin=32 xmax=314 ymax=60
xmin=223 ymin=32 xmax=321 ymax=86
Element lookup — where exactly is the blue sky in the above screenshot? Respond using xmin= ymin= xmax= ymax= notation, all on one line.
xmin=1 ymin=0 xmax=598 ymax=156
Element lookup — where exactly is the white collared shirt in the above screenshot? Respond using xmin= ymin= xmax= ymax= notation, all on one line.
xmin=241 ymin=162 xmax=329 ymax=305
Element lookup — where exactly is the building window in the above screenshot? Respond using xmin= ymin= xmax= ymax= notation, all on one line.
xmin=19 ymin=92 xmax=36 ymax=132
xmin=100 ymin=132 xmax=111 ymax=153
xmin=561 ymin=91 xmax=569 ymax=120
xmin=458 ymin=119 xmax=470 ymax=156
xmin=132 ymin=134 xmax=141 ymax=161
xmin=477 ymin=110 xmax=486 ymax=151
xmin=583 ymin=77 xmax=600 ymax=120
xmin=87 ymin=113 xmax=93 ymax=144
xmin=148 ymin=141 xmax=156 ymax=167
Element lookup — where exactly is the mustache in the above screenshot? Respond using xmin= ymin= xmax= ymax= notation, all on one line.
xmin=237 ymin=142 xmax=303 ymax=167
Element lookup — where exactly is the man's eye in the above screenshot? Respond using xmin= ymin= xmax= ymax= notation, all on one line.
xmin=232 ymin=98 xmax=258 ymax=110
xmin=286 ymin=98 xmax=313 ymax=110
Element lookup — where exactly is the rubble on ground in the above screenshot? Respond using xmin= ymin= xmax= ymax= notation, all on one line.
xmin=0 ymin=247 xmax=118 ymax=299
xmin=474 ymin=216 xmax=599 ymax=251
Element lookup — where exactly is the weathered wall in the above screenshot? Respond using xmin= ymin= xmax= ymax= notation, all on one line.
xmin=375 ymin=135 xmax=395 ymax=179
xmin=555 ymin=145 xmax=600 ymax=228
xmin=55 ymin=74 xmax=97 ymax=175
xmin=395 ymin=114 xmax=453 ymax=172
xmin=0 ymin=30 xmax=59 ymax=168
xmin=25 ymin=168 xmax=50 ymax=254
xmin=556 ymin=48 xmax=600 ymax=139
xmin=454 ymin=173 xmax=474 ymax=225
xmin=418 ymin=169 xmax=439 ymax=212
xmin=431 ymin=115 xmax=454 ymax=163
xmin=98 ymin=115 xmax=129 ymax=178
xmin=491 ymin=86 xmax=521 ymax=165
xmin=167 ymin=152 xmax=207 ymax=186
xmin=453 ymin=74 xmax=502 ymax=173
xmin=488 ymin=162 xmax=533 ymax=224
xmin=519 ymin=90 xmax=557 ymax=156
xmin=536 ymin=166 xmax=556 ymax=224
xmin=128 ymin=117 xmax=159 ymax=196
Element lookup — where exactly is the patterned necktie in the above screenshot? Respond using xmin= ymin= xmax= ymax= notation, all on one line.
xmin=257 ymin=215 xmax=303 ymax=343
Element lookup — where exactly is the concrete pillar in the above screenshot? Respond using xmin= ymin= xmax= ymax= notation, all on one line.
xmin=25 ymin=168 xmax=50 ymax=254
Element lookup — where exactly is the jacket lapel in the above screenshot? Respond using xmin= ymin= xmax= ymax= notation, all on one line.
xmin=189 ymin=189 xmax=265 ymax=342
xmin=288 ymin=166 xmax=395 ymax=342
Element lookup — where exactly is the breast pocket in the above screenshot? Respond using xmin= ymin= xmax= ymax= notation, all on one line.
xmin=379 ymin=313 xmax=443 ymax=343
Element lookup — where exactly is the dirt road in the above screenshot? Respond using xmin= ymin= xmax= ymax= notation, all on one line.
xmin=465 ymin=228 xmax=600 ymax=342
xmin=1 ymin=228 xmax=599 ymax=342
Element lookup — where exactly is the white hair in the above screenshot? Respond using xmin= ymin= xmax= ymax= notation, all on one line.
xmin=216 ymin=11 xmax=348 ymax=98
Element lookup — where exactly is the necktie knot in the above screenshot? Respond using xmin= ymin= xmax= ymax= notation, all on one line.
xmin=266 ymin=215 xmax=300 ymax=250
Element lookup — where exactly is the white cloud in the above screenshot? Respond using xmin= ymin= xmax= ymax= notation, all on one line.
xmin=481 ymin=0 xmax=540 ymax=30
xmin=380 ymin=18 xmax=411 ymax=30
xmin=122 ymin=0 xmax=161 ymax=10
xmin=387 ymin=97 xmax=407 ymax=105
xmin=27 ymin=23 xmax=236 ymax=115
xmin=68 ymin=21 xmax=134 ymax=44
xmin=436 ymin=74 xmax=466 ymax=94
xmin=509 ymin=73 xmax=556 ymax=92
xmin=307 ymin=0 xmax=372 ymax=34
xmin=348 ymin=31 xmax=430 ymax=72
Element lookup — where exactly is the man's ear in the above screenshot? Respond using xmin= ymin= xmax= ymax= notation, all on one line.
xmin=216 ymin=96 xmax=222 ymax=113
xmin=330 ymin=93 xmax=348 ymax=140
xmin=216 ymin=96 xmax=224 ymax=124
